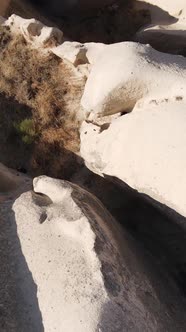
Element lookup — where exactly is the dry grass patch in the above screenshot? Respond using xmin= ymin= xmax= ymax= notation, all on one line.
xmin=0 ymin=27 xmax=85 ymax=149
xmin=0 ymin=27 xmax=85 ymax=177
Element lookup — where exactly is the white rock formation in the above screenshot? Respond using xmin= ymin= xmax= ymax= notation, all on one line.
xmin=135 ymin=0 xmax=186 ymax=55
xmin=0 ymin=13 xmax=106 ymax=82
xmin=80 ymin=100 xmax=186 ymax=218
xmin=0 ymin=159 xmax=186 ymax=331
xmin=136 ymin=0 xmax=186 ymax=23
xmin=4 ymin=14 xmax=63 ymax=47
xmin=11 ymin=174 xmax=186 ymax=331
xmin=81 ymin=42 xmax=186 ymax=119
xmin=52 ymin=41 xmax=106 ymax=66
xmin=1 ymin=13 xmax=106 ymax=68
xmin=52 ymin=41 xmax=88 ymax=65
xmin=13 ymin=176 xmax=128 ymax=332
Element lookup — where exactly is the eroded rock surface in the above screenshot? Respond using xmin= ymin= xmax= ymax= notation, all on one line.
xmin=81 ymin=42 xmax=186 ymax=119
xmin=11 ymin=175 xmax=186 ymax=331
xmin=81 ymin=101 xmax=186 ymax=218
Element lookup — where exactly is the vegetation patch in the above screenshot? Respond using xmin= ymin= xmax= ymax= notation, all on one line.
xmin=0 ymin=27 xmax=85 ymax=177
xmin=14 ymin=118 xmax=37 ymax=145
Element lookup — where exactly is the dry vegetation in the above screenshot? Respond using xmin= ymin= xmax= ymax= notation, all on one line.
xmin=0 ymin=26 xmax=85 ymax=178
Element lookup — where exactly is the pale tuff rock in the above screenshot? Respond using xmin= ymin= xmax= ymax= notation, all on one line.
xmin=12 ymin=175 xmax=186 ymax=331
xmin=1 ymin=14 xmax=106 ymax=69
xmin=136 ymin=1 xmax=186 ymax=55
xmin=51 ymin=41 xmax=106 ymax=78
xmin=51 ymin=41 xmax=106 ymax=66
xmin=4 ymin=14 xmax=63 ymax=48
xmin=0 ymin=14 xmax=106 ymax=76
xmin=136 ymin=0 xmax=186 ymax=22
xmin=80 ymin=101 xmax=186 ymax=218
xmin=12 ymin=176 xmax=136 ymax=331
xmin=81 ymin=42 xmax=186 ymax=119
xmin=51 ymin=41 xmax=88 ymax=66
xmin=84 ymin=42 xmax=107 ymax=65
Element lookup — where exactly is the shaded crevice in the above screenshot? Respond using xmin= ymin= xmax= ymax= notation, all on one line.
xmin=72 ymin=166 xmax=186 ymax=297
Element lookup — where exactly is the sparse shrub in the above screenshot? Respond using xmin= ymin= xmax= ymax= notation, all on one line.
xmin=14 ymin=118 xmax=37 ymax=144
xmin=0 ymin=27 xmax=85 ymax=177
xmin=0 ymin=28 xmax=85 ymax=153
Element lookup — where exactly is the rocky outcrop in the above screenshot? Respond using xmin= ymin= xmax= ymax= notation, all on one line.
xmin=80 ymin=101 xmax=186 ymax=217
xmin=4 ymin=14 xmax=63 ymax=47
xmin=7 ymin=173 xmax=186 ymax=331
xmin=81 ymin=42 xmax=186 ymax=119
xmin=0 ymin=163 xmax=186 ymax=331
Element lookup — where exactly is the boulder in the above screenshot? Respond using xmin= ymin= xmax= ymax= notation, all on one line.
xmin=4 ymin=14 xmax=63 ymax=47
xmin=0 ymin=164 xmax=185 ymax=330
xmin=51 ymin=41 xmax=106 ymax=66
xmin=81 ymin=42 xmax=186 ymax=119
xmin=80 ymin=101 xmax=186 ymax=218
xmin=51 ymin=41 xmax=88 ymax=66
xmin=11 ymin=174 xmax=186 ymax=331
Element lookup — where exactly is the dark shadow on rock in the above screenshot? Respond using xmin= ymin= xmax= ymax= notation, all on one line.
xmin=18 ymin=0 xmax=150 ymax=43
xmin=135 ymin=1 xmax=178 ymax=25
xmin=136 ymin=30 xmax=186 ymax=57
xmin=71 ymin=166 xmax=186 ymax=330
xmin=27 ymin=0 xmax=178 ymax=43
xmin=4 ymin=0 xmax=179 ymax=43
xmin=0 ymin=185 xmax=44 ymax=331
xmin=72 ymin=166 xmax=186 ymax=298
